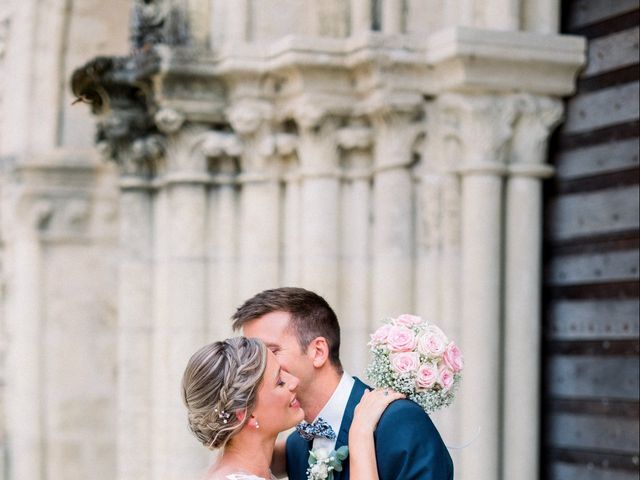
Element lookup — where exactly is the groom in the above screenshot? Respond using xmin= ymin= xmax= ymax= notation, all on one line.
xmin=232 ymin=287 xmax=453 ymax=480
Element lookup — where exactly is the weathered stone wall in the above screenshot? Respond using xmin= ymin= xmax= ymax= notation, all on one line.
xmin=0 ymin=1 xmax=130 ymax=479
xmin=0 ymin=1 xmax=585 ymax=480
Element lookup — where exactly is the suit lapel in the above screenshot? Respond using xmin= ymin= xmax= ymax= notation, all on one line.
xmin=333 ymin=377 xmax=368 ymax=480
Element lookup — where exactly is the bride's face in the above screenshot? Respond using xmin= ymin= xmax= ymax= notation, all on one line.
xmin=252 ymin=350 xmax=304 ymax=434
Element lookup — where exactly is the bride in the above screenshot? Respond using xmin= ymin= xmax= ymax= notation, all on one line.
xmin=182 ymin=337 xmax=403 ymax=480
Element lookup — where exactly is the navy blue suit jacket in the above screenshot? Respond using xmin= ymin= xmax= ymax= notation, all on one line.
xmin=285 ymin=378 xmax=454 ymax=480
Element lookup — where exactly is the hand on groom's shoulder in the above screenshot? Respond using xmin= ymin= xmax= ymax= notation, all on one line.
xmin=374 ymin=399 xmax=454 ymax=480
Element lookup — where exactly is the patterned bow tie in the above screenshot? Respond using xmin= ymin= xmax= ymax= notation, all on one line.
xmin=295 ymin=417 xmax=336 ymax=441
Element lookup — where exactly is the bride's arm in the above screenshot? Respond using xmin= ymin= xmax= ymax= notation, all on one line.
xmin=348 ymin=389 xmax=405 ymax=480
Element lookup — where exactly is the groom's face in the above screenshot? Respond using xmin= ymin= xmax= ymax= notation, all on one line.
xmin=242 ymin=311 xmax=314 ymax=396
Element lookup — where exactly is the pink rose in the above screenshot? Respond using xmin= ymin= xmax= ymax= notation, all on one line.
xmin=443 ymin=342 xmax=464 ymax=373
xmin=390 ymin=352 xmax=420 ymax=374
xmin=369 ymin=323 xmax=393 ymax=346
xmin=393 ymin=314 xmax=423 ymax=328
xmin=417 ymin=326 xmax=447 ymax=357
xmin=438 ymin=366 xmax=454 ymax=392
xmin=415 ymin=363 xmax=438 ymax=390
xmin=386 ymin=325 xmax=417 ymax=352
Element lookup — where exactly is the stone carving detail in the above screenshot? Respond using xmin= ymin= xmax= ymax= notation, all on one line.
xmin=293 ymin=101 xmax=327 ymax=131
xmin=370 ymin=109 xmax=424 ymax=170
xmin=14 ymin=194 xmax=95 ymax=237
xmin=275 ymin=133 xmax=298 ymax=157
xmin=438 ymin=94 xmax=519 ymax=174
xmin=337 ymin=125 xmax=372 ymax=151
xmin=130 ymin=0 xmax=189 ymax=51
xmin=200 ymin=131 xmax=243 ymax=158
xmin=71 ymin=46 xmax=163 ymax=178
xmin=154 ymin=108 xmax=185 ymax=134
xmin=227 ymin=102 xmax=272 ymax=136
xmin=510 ymin=95 xmax=563 ymax=174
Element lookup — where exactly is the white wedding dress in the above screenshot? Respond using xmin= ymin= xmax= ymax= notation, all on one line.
xmin=225 ymin=474 xmax=277 ymax=480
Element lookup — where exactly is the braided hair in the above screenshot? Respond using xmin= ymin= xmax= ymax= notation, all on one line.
xmin=181 ymin=337 xmax=267 ymax=449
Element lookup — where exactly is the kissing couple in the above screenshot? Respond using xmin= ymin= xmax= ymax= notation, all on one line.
xmin=182 ymin=287 xmax=454 ymax=480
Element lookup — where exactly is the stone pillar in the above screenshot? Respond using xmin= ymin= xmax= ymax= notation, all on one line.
xmin=350 ymin=0 xmax=372 ymax=35
xmin=414 ymin=115 xmax=441 ymax=322
xmin=524 ymin=0 xmax=560 ymax=34
xmin=445 ymin=94 xmax=516 ymax=480
xmin=370 ymin=108 xmax=422 ymax=321
xmin=502 ymin=96 xmax=562 ymax=480
xmin=227 ymin=0 xmax=250 ymax=42
xmin=115 ymin=149 xmax=157 ymax=480
xmin=382 ymin=0 xmax=404 ymax=34
xmin=159 ymin=126 xmax=210 ymax=480
xmin=414 ymin=104 xmax=464 ymax=447
xmin=295 ymin=104 xmax=341 ymax=307
xmin=277 ymin=133 xmax=301 ymax=286
xmin=229 ymin=102 xmax=281 ymax=301
xmin=484 ymin=0 xmax=520 ymax=30
xmin=337 ymin=122 xmax=373 ymax=375
xmin=3 ymin=193 xmax=50 ymax=480
xmin=202 ymin=131 xmax=242 ymax=340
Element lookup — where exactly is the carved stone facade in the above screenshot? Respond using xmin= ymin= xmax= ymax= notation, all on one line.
xmin=0 ymin=1 xmax=585 ymax=480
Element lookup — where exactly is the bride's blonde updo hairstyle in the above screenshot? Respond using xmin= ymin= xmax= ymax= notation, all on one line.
xmin=181 ymin=337 xmax=267 ymax=449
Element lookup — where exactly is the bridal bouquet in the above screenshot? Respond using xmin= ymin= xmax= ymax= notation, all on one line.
xmin=366 ymin=314 xmax=463 ymax=413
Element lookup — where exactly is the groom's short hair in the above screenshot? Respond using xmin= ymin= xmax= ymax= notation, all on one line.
xmin=232 ymin=287 xmax=342 ymax=371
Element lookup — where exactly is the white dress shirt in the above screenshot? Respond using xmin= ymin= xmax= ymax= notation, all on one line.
xmin=311 ymin=372 xmax=355 ymax=451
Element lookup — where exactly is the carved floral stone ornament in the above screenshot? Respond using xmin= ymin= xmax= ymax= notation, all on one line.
xmin=154 ymin=107 xmax=186 ymax=134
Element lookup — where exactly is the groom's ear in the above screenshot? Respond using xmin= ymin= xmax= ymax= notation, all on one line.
xmin=307 ymin=337 xmax=330 ymax=368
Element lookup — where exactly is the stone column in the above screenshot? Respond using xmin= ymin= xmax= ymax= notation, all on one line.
xmin=202 ymin=131 xmax=242 ymax=341
xmin=229 ymin=102 xmax=281 ymax=302
xmin=444 ymin=94 xmax=516 ymax=480
xmin=3 ymin=193 xmax=51 ymax=480
xmin=277 ymin=133 xmax=302 ymax=287
xmin=350 ymin=0 xmax=372 ymax=35
xmin=294 ymin=104 xmax=341 ymax=307
xmin=382 ymin=0 xmax=404 ymax=33
xmin=113 ymin=141 xmax=161 ymax=480
xmin=414 ymin=116 xmax=441 ymax=322
xmin=227 ymin=0 xmax=250 ymax=42
xmin=502 ymin=95 xmax=562 ymax=480
xmin=524 ymin=0 xmax=560 ymax=34
xmin=369 ymin=107 xmax=422 ymax=321
xmin=337 ymin=122 xmax=373 ymax=375
xmin=414 ymin=104 xmax=464 ymax=446
xmin=484 ymin=0 xmax=520 ymax=30
xmin=155 ymin=126 xmax=210 ymax=480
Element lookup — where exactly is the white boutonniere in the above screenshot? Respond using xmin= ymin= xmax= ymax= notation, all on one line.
xmin=306 ymin=446 xmax=349 ymax=480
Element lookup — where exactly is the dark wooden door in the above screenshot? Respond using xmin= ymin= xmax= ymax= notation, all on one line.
xmin=542 ymin=1 xmax=639 ymax=479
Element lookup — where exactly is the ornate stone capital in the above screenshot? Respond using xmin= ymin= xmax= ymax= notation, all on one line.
xmin=437 ymin=94 xmax=519 ymax=175
xmin=130 ymin=0 xmax=189 ymax=50
xmin=294 ymin=111 xmax=341 ymax=177
xmin=199 ymin=131 xmax=243 ymax=159
xmin=337 ymin=122 xmax=373 ymax=179
xmin=227 ymin=101 xmax=272 ymax=137
xmin=369 ymin=108 xmax=424 ymax=171
xmin=337 ymin=125 xmax=373 ymax=151
xmin=154 ymin=108 xmax=186 ymax=134
xmin=275 ymin=133 xmax=298 ymax=157
xmin=292 ymin=101 xmax=327 ymax=131
xmin=510 ymin=95 xmax=563 ymax=175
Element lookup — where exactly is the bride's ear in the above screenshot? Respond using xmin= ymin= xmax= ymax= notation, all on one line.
xmin=235 ymin=410 xmax=259 ymax=429
xmin=235 ymin=410 xmax=247 ymax=424
xmin=307 ymin=337 xmax=329 ymax=368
